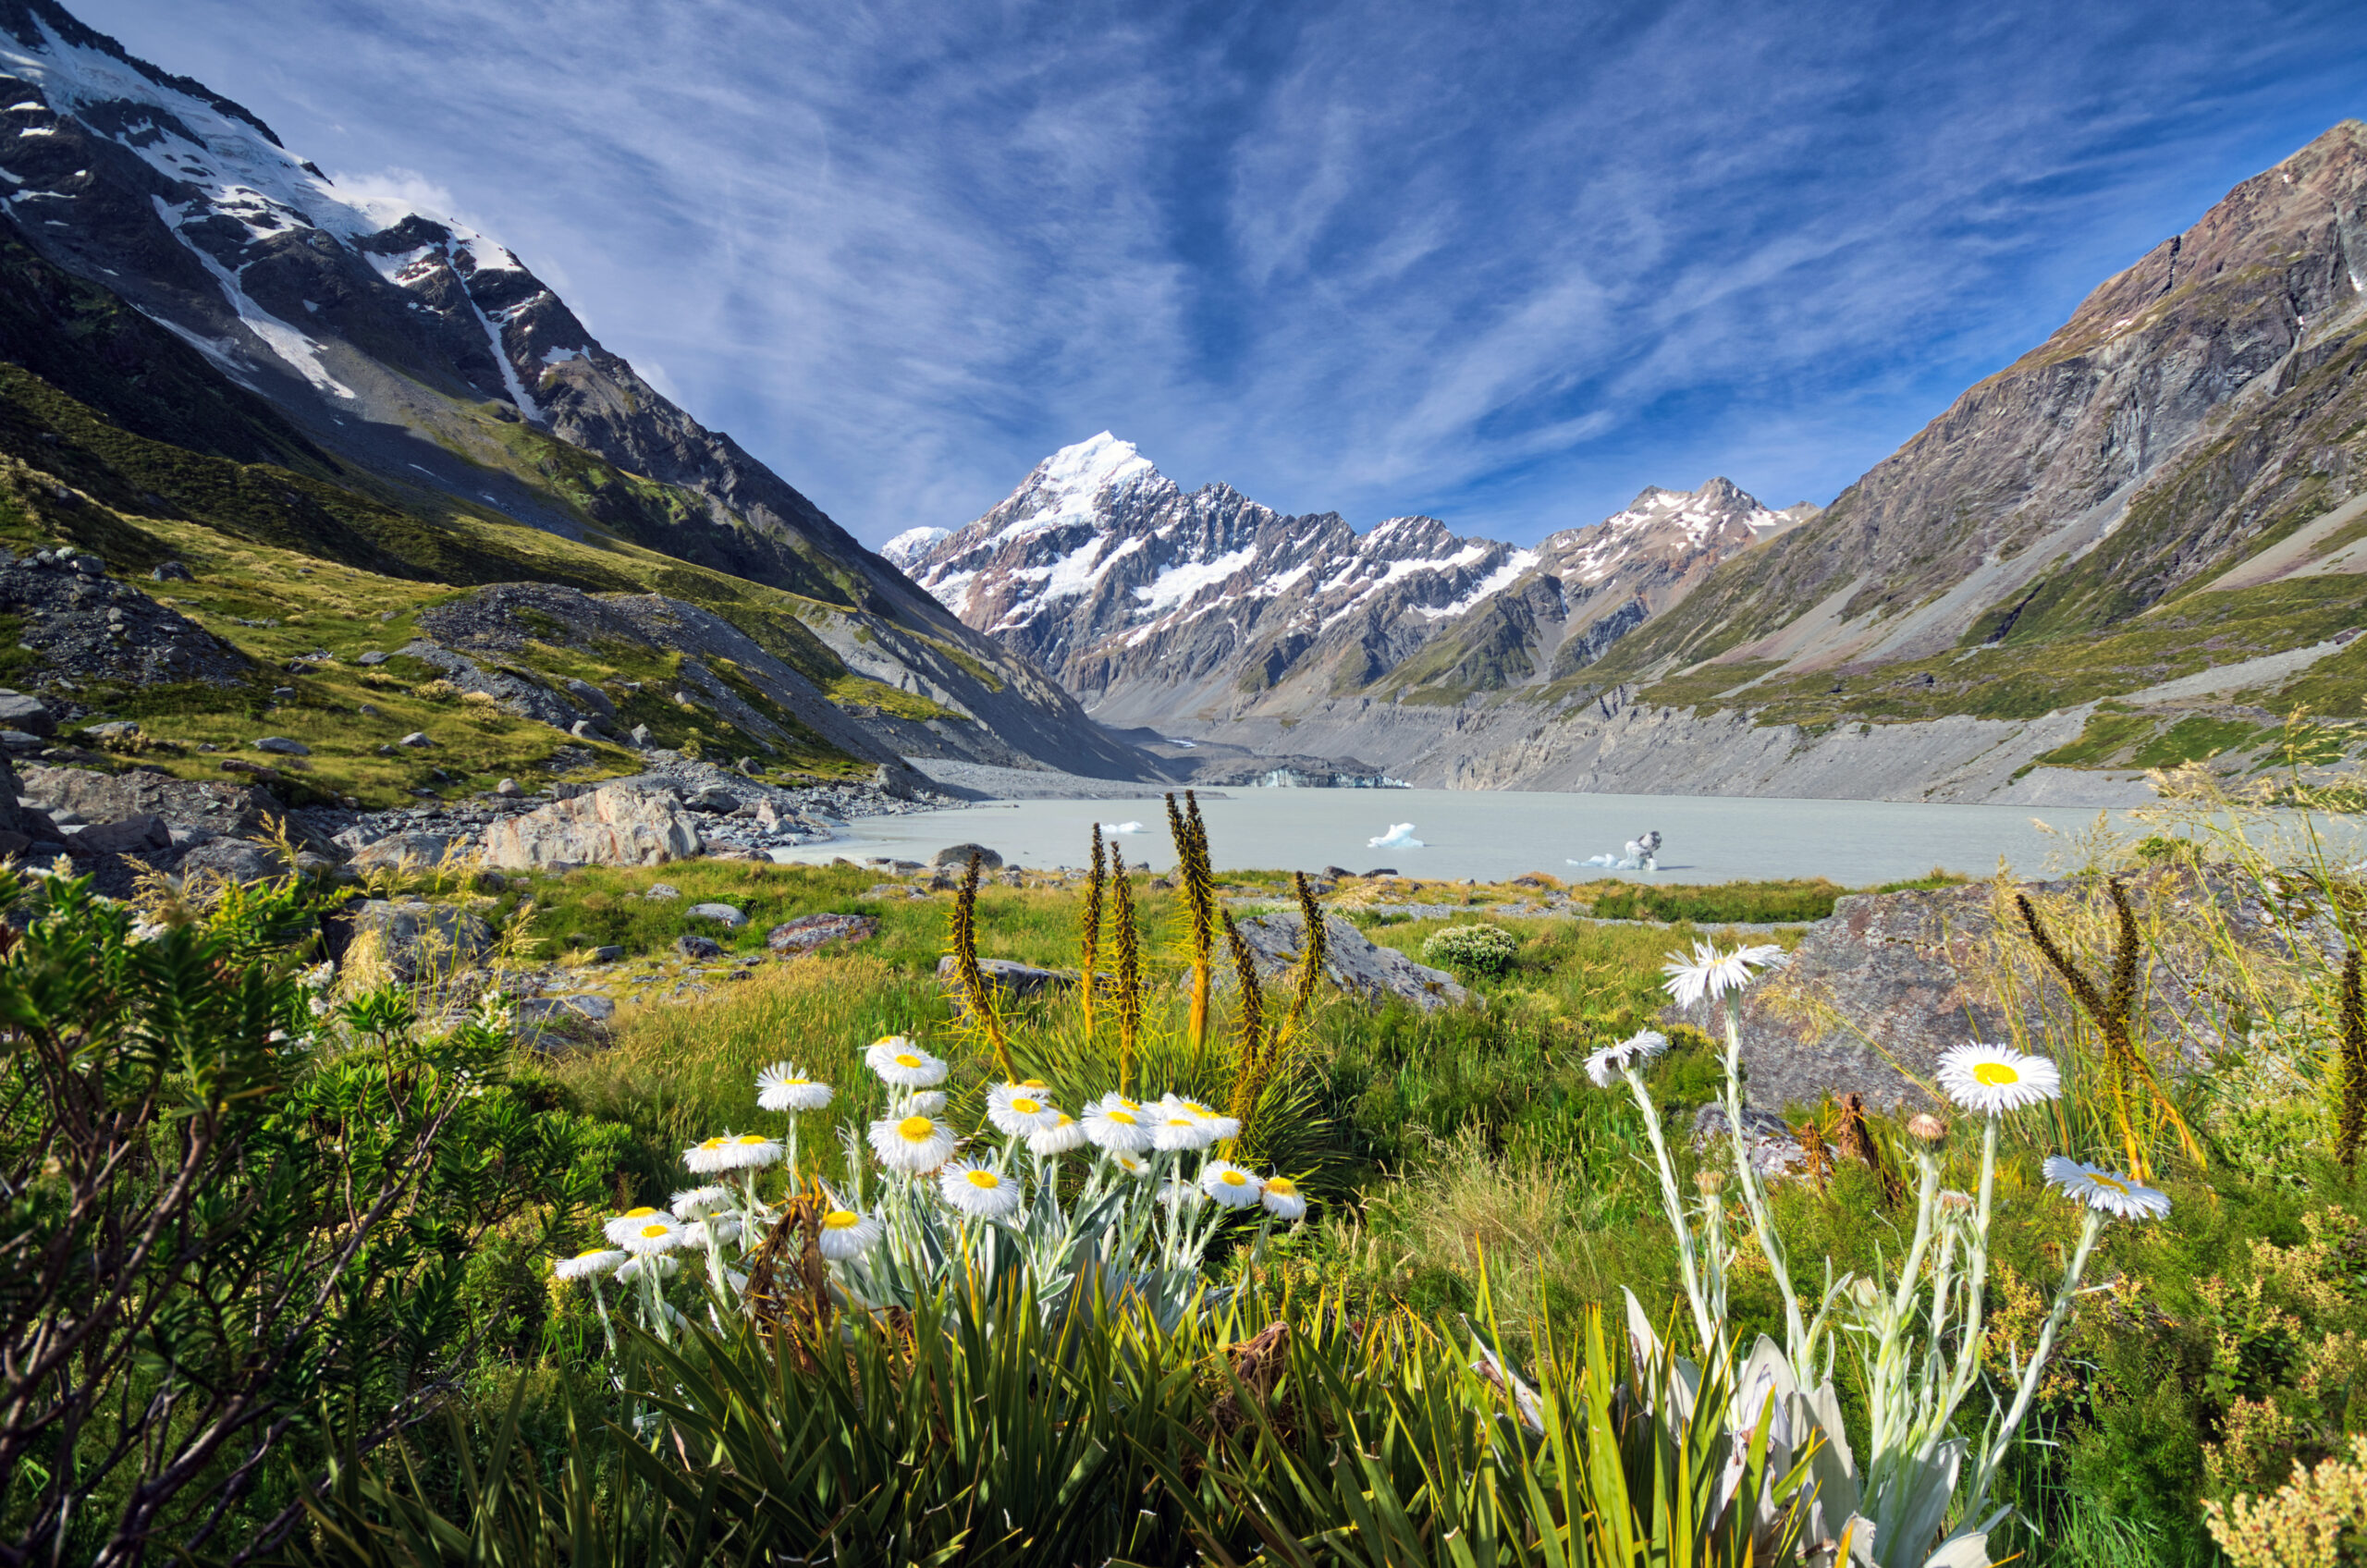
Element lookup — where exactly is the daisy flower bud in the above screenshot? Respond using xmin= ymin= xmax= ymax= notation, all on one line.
xmin=1907 ymin=1113 xmax=1948 ymax=1142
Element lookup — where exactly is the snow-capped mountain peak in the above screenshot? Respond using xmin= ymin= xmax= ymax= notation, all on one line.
xmin=890 ymin=446 xmax=1797 ymax=725
xmin=880 ymin=526 xmax=951 ymax=569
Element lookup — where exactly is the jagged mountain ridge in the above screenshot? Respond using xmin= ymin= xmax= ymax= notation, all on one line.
xmin=0 ymin=0 xmax=1151 ymax=778
xmin=902 ymin=435 xmax=1805 ymax=727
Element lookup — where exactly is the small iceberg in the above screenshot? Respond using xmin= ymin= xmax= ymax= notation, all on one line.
xmin=1571 ymin=829 xmax=1662 ymax=872
xmin=1101 ymin=820 xmax=1145 ymax=835
xmin=1368 ymin=823 xmax=1424 ymax=850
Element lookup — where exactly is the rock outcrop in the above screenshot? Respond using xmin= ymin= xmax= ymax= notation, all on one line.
xmin=480 ymin=785 xmax=704 ymax=870
xmin=1224 ymin=910 xmax=1470 ymax=1012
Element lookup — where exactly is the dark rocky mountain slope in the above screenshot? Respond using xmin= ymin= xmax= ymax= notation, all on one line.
xmin=0 ymin=0 xmax=1151 ymax=780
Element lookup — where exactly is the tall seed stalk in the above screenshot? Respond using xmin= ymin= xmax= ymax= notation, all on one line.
xmin=1079 ymin=826 xmax=1106 ymax=1042
xmin=1169 ymin=791 xmax=1219 ymax=1052
xmin=1221 ymin=909 xmax=1268 ymax=1134
xmin=1113 ymin=857 xmax=1143 ymax=1094
xmin=2017 ymin=878 xmax=2199 ymax=1179
xmin=1283 ymin=870 xmax=1328 ymax=1038
xmin=2338 ymin=949 xmax=2366 ymax=1170
xmin=948 ymin=851 xmax=1013 ymax=1079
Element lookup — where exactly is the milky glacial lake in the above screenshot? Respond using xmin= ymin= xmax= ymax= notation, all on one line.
xmin=773 ymin=789 xmax=2172 ymax=886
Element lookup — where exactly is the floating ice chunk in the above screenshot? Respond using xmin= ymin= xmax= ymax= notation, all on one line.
xmin=1571 ymin=828 xmax=1662 ymax=873
xmin=1368 ymin=823 xmax=1423 ymax=850
xmin=1101 ymin=820 xmax=1144 ymax=835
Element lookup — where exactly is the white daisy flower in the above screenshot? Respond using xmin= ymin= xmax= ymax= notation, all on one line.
xmin=865 ymin=1035 xmax=948 ymax=1087
xmin=1171 ymin=1095 xmax=1243 ymax=1140
xmin=1585 ymin=1029 xmax=1669 ymax=1087
xmin=902 ymin=1090 xmax=949 ymax=1116
xmin=938 ymin=1161 xmax=1024 ymax=1220
xmin=1083 ymin=1102 xmax=1154 ymax=1153
xmin=868 ymin=1112 xmax=958 ymax=1172
xmin=1199 ymin=1160 xmax=1265 ymax=1208
xmin=755 ymin=1061 xmax=833 ymax=1112
xmin=817 ymin=1208 xmax=882 ymax=1260
xmin=1094 ymin=1091 xmax=1146 ymax=1114
xmin=616 ymin=1255 xmax=680 ymax=1283
xmin=684 ymin=1133 xmax=785 ymax=1173
xmin=1108 ymin=1150 xmax=1153 ymax=1179
xmin=986 ymin=1085 xmax=1061 ymax=1136
xmin=1260 ymin=1175 xmax=1307 ymax=1221
xmin=1661 ymin=941 xmax=1785 ymax=1008
xmin=1159 ymin=1176 xmax=1207 ymax=1213
xmin=620 ymin=1218 xmax=683 ymax=1256
xmin=670 ymin=1185 xmax=733 ymax=1220
xmin=554 ymin=1246 xmax=625 ymax=1280
xmin=602 ymin=1207 xmax=667 ymax=1246
xmin=678 ymin=1217 xmax=742 ymax=1249
xmin=1028 ymin=1113 xmax=1087 ymax=1158
xmin=1936 ymin=1044 xmax=2064 ymax=1116
xmin=2043 ymin=1157 xmax=2171 ymax=1220
xmin=1150 ymin=1103 xmax=1217 ymax=1153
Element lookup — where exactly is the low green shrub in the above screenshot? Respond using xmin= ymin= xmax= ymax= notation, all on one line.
xmin=1421 ymin=922 xmax=1521 ymax=976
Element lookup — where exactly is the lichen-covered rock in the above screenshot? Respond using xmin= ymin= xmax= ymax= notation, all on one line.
xmin=175 ymin=838 xmax=287 ymax=884
xmin=767 ymin=912 xmax=878 ymax=955
xmin=481 ymin=785 xmax=703 ymax=869
xmin=934 ymin=842 xmax=1003 ymax=869
xmin=343 ymin=900 xmax=497 ymax=985
xmin=937 ymin=954 xmax=1070 ymax=1008
xmin=18 ymin=765 xmax=279 ymax=838
xmin=1224 ymin=910 xmax=1469 ymax=1012
xmin=349 ymin=830 xmax=472 ymax=875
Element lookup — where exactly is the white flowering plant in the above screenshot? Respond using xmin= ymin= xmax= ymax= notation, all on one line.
xmin=1595 ymin=941 xmax=2174 ymax=1568
xmin=553 ymin=1035 xmax=1311 ymax=1339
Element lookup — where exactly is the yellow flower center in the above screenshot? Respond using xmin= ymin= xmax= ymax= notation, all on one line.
xmin=963 ymin=1169 xmax=1000 ymax=1189
xmin=623 ymin=1206 xmax=657 ymax=1218
xmin=637 ymin=1223 xmax=669 ymax=1239
xmin=1971 ymin=1061 xmax=2020 ymax=1086
xmin=574 ymin=1246 xmax=609 ymax=1259
xmin=1011 ymin=1097 xmax=1041 ymax=1116
xmin=1219 ymin=1170 xmax=1247 ymax=1186
xmin=1267 ymin=1178 xmax=1297 ymax=1196
xmin=2091 ymin=1171 xmax=2130 ymax=1194
xmin=736 ymin=1135 xmax=769 ymax=1146
xmin=895 ymin=1052 xmax=923 ymax=1069
xmin=1021 ymin=1079 xmax=1047 ymax=1089
xmin=822 ymin=1210 xmax=859 ymax=1230
xmin=700 ymin=1137 xmax=727 ymax=1150
xmin=1110 ymin=1109 xmax=1138 ymax=1125
xmin=897 ymin=1115 xmax=937 ymax=1141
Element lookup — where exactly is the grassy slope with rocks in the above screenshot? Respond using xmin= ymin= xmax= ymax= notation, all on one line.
xmin=0 ymin=222 xmax=1008 ymax=805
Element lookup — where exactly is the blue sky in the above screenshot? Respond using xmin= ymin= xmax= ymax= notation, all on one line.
xmin=75 ymin=0 xmax=2367 ymax=548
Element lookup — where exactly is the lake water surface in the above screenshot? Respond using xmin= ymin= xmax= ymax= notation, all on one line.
xmin=772 ymin=789 xmax=2168 ymax=885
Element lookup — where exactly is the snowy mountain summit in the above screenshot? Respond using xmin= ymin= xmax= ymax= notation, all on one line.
xmin=898 ymin=436 xmax=1809 ymax=729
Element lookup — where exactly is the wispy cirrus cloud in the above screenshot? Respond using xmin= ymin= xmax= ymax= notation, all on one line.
xmin=71 ymin=0 xmax=2367 ymax=545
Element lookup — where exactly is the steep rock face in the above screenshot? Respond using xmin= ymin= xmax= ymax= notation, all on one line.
xmin=0 ymin=0 xmax=1151 ymax=779
xmin=1605 ymin=119 xmax=2367 ymax=681
xmin=903 ymin=435 xmax=1797 ymax=728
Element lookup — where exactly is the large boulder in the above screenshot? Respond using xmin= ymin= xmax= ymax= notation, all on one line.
xmin=18 ymin=765 xmax=279 ymax=838
xmin=349 ymin=830 xmax=473 ymax=876
xmin=62 ymin=814 xmax=169 ymax=857
xmin=176 ymin=838 xmax=287 ymax=885
xmin=934 ymin=843 xmax=1003 ymax=870
xmin=1696 ymin=869 xmax=2288 ymax=1115
xmin=937 ymin=955 xmax=1072 ymax=1008
xmin=1224 ymin=911 xmax=1470 ymax=1012
xmin=480 ymin=785 xmax=703 ymax=870
xmin=0 ymin=691 xmax=54 ymax=737
xmin=343 ymin=900 xmax=497 ymax=985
